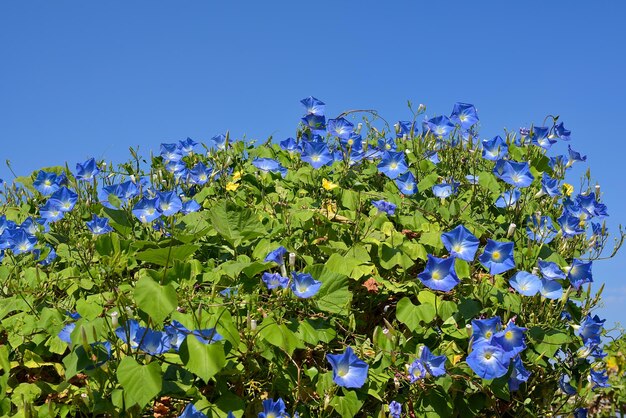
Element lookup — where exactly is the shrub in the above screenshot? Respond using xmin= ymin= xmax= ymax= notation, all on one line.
xmin=0 ymin=97 xmax=623 ymax=417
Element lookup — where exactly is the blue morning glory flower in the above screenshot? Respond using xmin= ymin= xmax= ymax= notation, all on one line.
xmin=34 ymin=245 xmax=56 ymax=266
xmin=9 ymin=229 xmax=37 ymax=255
xmin=441 ymin=225 xmax=479 ymax=262
xmin=252 ymin=157 xmax=288 ymax=177
xmin=179 ymin=137 xmax=197 ymax=155
xmin=165 ymin=320 xmax=190 ymax=351
xmin=189 ymin=162 xmax=212 ymax=185
xmin=577 ymin=341 xmax=607 ymax=362
xmin=558 ymin=211 xmax=587 ymax=237
xmin=20 ymin=217 xmax=40 ymax=235
xmin=432 ymin=181 xmax=459 ymax=199
xmin=567 ymin=259 xmax=593 ymax=289
xmin=471 ymin=316 xmax=502 ymax=346
xmin=396 ymin=120 xmax=416 ymax=138
xmin=280 ymin=137 xmax=300 ymax=153
xmin=326 ymin=346 xmax=369 ymax=388
xmin=136 ymin=328 xmax=171 ymax=355
xmin=420 ymin=346 xmax=447 ymax=377
xmin=327 ymin=117 xmax=354 ymax=139
xmin=86 ymin=214 xmax=113 ymax=235
xmin=466 ymin=342 xmax=509 ymax=380
xmin=492 ymin=322 xmax=527 ymax=359
xmin=577 ymin=314 xmax=605 ymax=345
xmin=259 ymin=398 xmax=288 ymax=418
xmin=340 ymin=133 xmax=362 ymax=151
xmin=377 ymin=137 xmax=396 ymax=152
xmin=75 ymin=157 xmax=100 ymax=181
xmin=425 ymin=150 xmax=439 ymax=164
xmin=450 ymin=102 xmax=479 ymax=130
xmin=290 ymin=272 xmax=322 ymax=298
xmin=49 ymin=187 xmax=78 ymax=212
xmin=509 ymin=271 xmax=541 ymax=296
xmin=540 ymin=279 xmax=563 ymax=299
xmin=493 ymin=160 xmax=534 ymax=188
xmin=58 ymin=322 xmax=76 ymax=344
xmin=115 ymin=319 xmax=141 ymax=348
xmin=508 ymin=356 xmax=530 ymax=391
xmin=479 ymin=240 xmax=515 ymax=275
xmin=424 ymin=115 xmax=455 ymax=138
xmin=157 ymin=191 xmax=183 ymax=216
xmin=577 ymin=193 xmax=608 ymax=218
xmin=388 ymin=401 xmax=402 ymax=418
xmin=482 ymin=136 xmax=508 ymax=161
xmin=301 ymin=141 xmax=333 ymax=169
xmin=132 ymin=197 xmax=161 ymax=223
xmin=408 ymin=358 xmax=426 ymax=382
xmin=160 ymin=143 xmax=183 ymax=162
xmin=265 ymin=246 xmax=288 ymax=264
xmin=540 ymin=175 xmax=561 ymax=197
xmin=538 ymin=260 xmax=565 ymax=280
xmin=555 ymin=122 xmax=571 ymax=141
xmin=530 ymin=126 xmax=556 ymax=149
xmin=418 ymin=255 xmax=460 ymax=292
xmin=33 ymin=171 xmax=61 ymax=195
xmin=394 ymin=171 xmax=417 ymax=195
xmin=566 ymin=145 xmax=587 ymax=167
xmin=210 ymin=134 xmax=227 ymax=150
xmin=181 ymin=200 xmax=201 ymax=214
xmin=527 ymin=215 xmax=557 ymax=243
xmin=559 ymin=374 xmax=577 ymax=395
xmin=590 ymin=368 xmax=610 ymax=389
xmin=262 ymin=272 xmax=289 ymax=290
xmin=495 ymin=189 xmax=521 ymax=208
xmin=191 ymin=327 xmax=223 ymax=345
xmin=377 ymin=151 xmax=408 ymax=179
xmin=372 ymin=200 xmax=396 ymax=216
xmin=302 ymin=114 xmax=326 ymax=132
xmin=179 ymin=403 xmax=207 ymax=418
xmin=301 ymin=96 xmax=325 ymax=116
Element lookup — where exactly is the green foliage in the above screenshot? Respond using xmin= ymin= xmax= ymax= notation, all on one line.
xmin=0 ymin=102 xmax=623 ymax=417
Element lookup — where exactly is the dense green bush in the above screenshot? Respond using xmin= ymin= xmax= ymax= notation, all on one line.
xmin=0 ymin=98 xmax=623 ymax=417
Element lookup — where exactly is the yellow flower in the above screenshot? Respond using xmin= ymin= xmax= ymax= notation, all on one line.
xmin=322 ymin=178 xmax=338 ymax=191
xmin=226 ymin=182 xmax=240 ymax=191
xmin=562 ymin=183 xmax=574 ymax=197
xmin=232 ymin=171 xmax=242 ymax=182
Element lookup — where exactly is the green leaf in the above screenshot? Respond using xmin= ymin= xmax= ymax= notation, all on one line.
xmin=179 ymin=336 xmax=226 ymax=383
xmin=134 ymin=275 xmax=178 ymax=323
xmin=209 ymin=201 xmax=266 ymax=247
xmin=258 ymin=318 xmax=303 ymax=356
xmin=135 ymin=244 xmax=199 ymax=267
xmin=116 ymin=357 xmax=162 ymax=408
xmin=331 ymin=390 xmax=363 ymax=418
xmin=380 ymin=243 xmax=414 ymax=270
xmin=305 ymin=265 xmax=352 ymax=315
xmin=396 ymin=297 xmax=436 ymax=331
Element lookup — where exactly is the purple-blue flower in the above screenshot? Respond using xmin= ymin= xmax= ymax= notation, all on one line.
xmin=418 ymin=254 xmax=460 ymax=292
xmin=479 ymin=240 xmax=515 ymax=275
xmin=377 ymin=151 xmax=408 ymax=179
xmin=441 ymin=225 xmax=479 ymax=262
xmin=86 ymin=214 xmax=113 ymax=235
xmin=326 ymin=346 xmax=369 ymax=388
xmin=509 ymin=271 xmax=541 ymax=296
xmin=290 ymin=272 xmax=321 ymax=298
xmin=372 ymin=200 xmax=396 ymax=216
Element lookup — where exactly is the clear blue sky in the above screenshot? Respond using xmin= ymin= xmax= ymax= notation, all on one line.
xmin=1 ymin=1 xmax=625 ymax=330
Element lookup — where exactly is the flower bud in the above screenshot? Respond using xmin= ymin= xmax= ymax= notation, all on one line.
xmin=280 ymin=264 xmax=288 ymax=278
xmin=595 ymin=184 xmax=601 ymax=198
xmin=110 ymin=311 xmax=119 ymax=328
xmin=250 ymin=319 xmax=257 ymax=331
xmin=288 ymin=252 xmax=296 ymax=268
xmin=507 ymin=223 xmax=516 ymax=237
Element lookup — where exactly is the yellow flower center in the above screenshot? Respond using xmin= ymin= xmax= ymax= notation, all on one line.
xmin=492 ymin=251 xmax=501 ymax=261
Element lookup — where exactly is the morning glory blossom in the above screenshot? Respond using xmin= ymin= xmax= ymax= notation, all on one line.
xmin=471 ymin=316 xmax=502 ymax=345
xmin=75 ymin=157 xmax=100 ymax=181
xmin=531 ymin=126 xmax=556 ymax=149
xmin=494 ymin=189 xmax=521 ymax=208
xmin=290 ymin=272 xmax=322 ymax=298
xmin=424 ymin=115 xmax=455 ymax=138
xmin=265 ymin=246 xmax=288 ymax=264
xmin=466 ymin=342 xmax=509 ymax=379
xmin=450 ymin=102 xmax=479 ymax=130
xmin=418 ymin=254 xmax=460 ymax=292
xmin=395 ymin=171 xmax=417 ymax=195
xmin=178 ymin=403 xmax=207 ymax=418
xmin=372 ymin=199 xmax=396 ymax=216
xmin=327 ymin=117 xmax=354 ymax=139
xmin=493 ymin=160 xmax=534 ymax=188
xmin=567 ymin=259 xmax=593 ymax=289
xmin=301 ymin=96 xmax=325 ymax=116
xmin=326 ymin=346 xmax=369 ymax=388
xmin=479 ymin=240 xmax=515 ymax=275
xmin=262 ymin=272 xmax=289 ymax=290
xmin=86 ymin=214 xmax=113 ymax=235
xmin=509 ymin=271 xmax=542 ymax=296
xmin=377 ymin=151 xmax=408 ymax=179
xmin=482 ymin=136 xmax=508 ymax=161
xmin=432 ymin=181 xmax=459 ymax=198
xmin=301 ymin=141 xmax=333 ymax=169
xmin=441 ymin=225 xmax=479 ymax=262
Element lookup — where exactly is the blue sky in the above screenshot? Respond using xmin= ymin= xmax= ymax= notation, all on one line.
xmin=1 ymin=1 xmax=625 ymax=329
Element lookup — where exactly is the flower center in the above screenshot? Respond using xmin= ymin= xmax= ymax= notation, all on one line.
xmin=492 ymin=251 xmax=501 ymax=261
